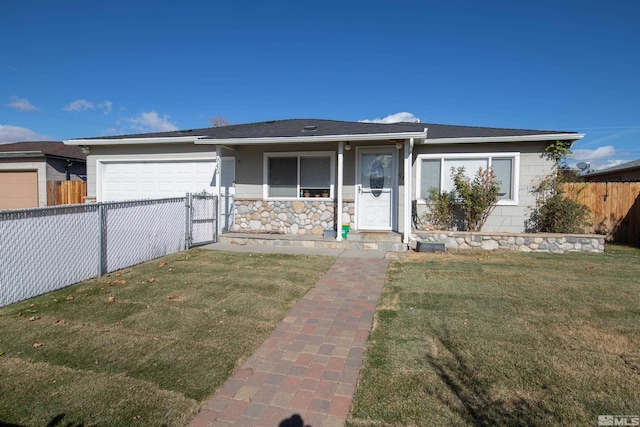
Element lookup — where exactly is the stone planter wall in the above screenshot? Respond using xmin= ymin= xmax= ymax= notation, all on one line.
xmin=234 ymin=199 xmax=356 ymax=235
xmin=413 ymin=231 xmax=605 ymax=253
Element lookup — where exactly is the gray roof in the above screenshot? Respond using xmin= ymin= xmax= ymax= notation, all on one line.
xmin=0 ymin=141 xmax=86 ymax=161
xmin=583 ymin=159 xmax=640 ymax=177
xmin=73 ymin=118 xmax=578 ymax=141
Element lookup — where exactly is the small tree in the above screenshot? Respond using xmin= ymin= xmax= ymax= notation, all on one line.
xmin=451 ymin=166 xmax=500 ymax=232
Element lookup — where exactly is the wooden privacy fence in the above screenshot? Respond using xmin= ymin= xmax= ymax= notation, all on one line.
xmin=562 ymin=182 xmax=640 ymax=244
xmin=47 ymin=180 xmax=87 ymax=206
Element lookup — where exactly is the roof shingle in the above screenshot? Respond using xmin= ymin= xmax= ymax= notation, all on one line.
xmin=0 ymin=141 xmax=86 ymax=160
xmin=71 ymin=118 xmax=578 ymax=141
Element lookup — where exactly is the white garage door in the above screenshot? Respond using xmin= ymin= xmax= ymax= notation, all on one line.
xmin=100 ymin=160 xmax=216 ymax=202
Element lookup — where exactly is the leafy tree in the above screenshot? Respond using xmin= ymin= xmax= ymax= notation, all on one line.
xmin=542 ymin=140 xmax=572 ymax=168
xmin=451 ymin=166 xmax=500 ymax=232
xmin=526 ymin=140 xmax=592 ymax=233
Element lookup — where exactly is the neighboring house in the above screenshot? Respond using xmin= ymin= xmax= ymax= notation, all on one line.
xmin=64 ymin=119 xmax=583 ymax=242
xmin=581 ymin=159 xmax=640 ymax=182
xmin=0 ymin=141 xmax=86 ymax=210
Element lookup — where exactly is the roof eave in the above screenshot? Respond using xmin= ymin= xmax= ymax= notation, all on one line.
xmin=0 ymin=151 xmax=46 ymax=159
xmin=584 ymin=166 xmax=640 ymax=177
xmin=63 ymin=136 xmax=203 ymax=146
xmin=195 ymin=131 xmax=428 ymax=145
xmin=419 ymin=133 xmax=585 ymax=144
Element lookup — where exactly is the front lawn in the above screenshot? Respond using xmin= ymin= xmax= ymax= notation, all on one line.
xmin=348 ymin=245 xmax=640 ymax=426
xmin=0 ymin=249 xmax=335 ymax=427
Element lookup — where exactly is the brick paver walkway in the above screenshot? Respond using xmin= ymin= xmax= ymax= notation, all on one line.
xmin=188 ymin=257 xmax=389 ymax=427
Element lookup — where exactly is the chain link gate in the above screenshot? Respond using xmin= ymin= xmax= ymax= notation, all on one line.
xmin=186 ymin=192 xmax=218 ymax=248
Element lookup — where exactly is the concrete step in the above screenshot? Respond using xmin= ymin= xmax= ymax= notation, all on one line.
xmin=345 ymin=231 xmax=403 ymax=243
xmin=219 ymin=232 xmax=407 ymax=252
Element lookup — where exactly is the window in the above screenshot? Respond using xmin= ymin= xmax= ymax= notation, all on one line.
xmin=264 ymin=152 xmax=334 ymax=199
xmin=417 ymin=153 xmax=519 ymax=205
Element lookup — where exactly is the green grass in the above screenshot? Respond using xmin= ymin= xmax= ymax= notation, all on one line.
xmin=347 ymin=244 xmax=640 ymax=427
xmin=0 ymin=249 xmax=335 ymax=427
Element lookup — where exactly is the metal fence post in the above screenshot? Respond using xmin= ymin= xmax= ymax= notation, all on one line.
xmin=97 ymin=202 xmax=104 ymax=277
xmin=214 ymin=195 xmax=219 ymax=243
xmin=184 ymin=193 xmax=192 ymax=249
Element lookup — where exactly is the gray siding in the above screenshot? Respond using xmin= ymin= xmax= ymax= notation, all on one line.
xmin=412 ymin=141 xmax=554 ymax=233
xmin=45 ymin=158 xmax=86 ymax=182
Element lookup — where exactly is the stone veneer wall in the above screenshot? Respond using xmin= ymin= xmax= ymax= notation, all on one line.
xmin=234 ymin=199 xmax=357 ymax=235
xmin=342 ymin=201 xmax=355 ymax=229
xmin=414 ymin=231 xmax=605 ymax=253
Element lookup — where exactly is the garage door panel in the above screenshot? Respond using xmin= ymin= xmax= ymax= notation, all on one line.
xmin=100 ymin=161 xmax=216 ymax=202
xmin=0 ymin=171 xmax=39 ymax=210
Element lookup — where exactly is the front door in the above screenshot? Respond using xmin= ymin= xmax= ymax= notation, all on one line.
xmin=357 ymin=147 xmax=396 ymax=231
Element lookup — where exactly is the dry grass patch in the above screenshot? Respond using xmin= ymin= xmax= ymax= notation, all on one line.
xmin=348 ymin=245 xmax=640 ymax=427
xmin=0 ymin=249 xmax=335 ymax=427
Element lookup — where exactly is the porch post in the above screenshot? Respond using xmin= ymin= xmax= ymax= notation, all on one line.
xmin=336 ymin=141 xmax=344 ymax=241
xmin=215 ymin=145 xmax=222 ymax=234
xmin=403 ymin=138 xmax=413 ymax=244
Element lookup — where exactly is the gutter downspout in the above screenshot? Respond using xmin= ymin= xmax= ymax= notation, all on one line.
xmin=403 ymin=138 xmax=414 ymax=245
xmin=336 ymin=141 xmax=344 ymax=241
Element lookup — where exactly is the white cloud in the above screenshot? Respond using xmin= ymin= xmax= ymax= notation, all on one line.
xmin=0 ymin=124 xmax=50 ymax=143
xmin=596 ymin=159 xmax=625 ymax=170
xmin=127 ymin=111 xmax=178 ymax=132
xmin=99 ymin=100 xmax=113 ymax=114
xmin=64 ymin=99 xmax=94 ymax=112
xmin=6 ymin=96 xmax=38 ymax=112
xmin=64 ymin=99 xmax=113 ymax=114
xmin=571 ymin=145 xmax=616 ymax=161
xmin=568 ymin=145 xmax=630 ymax=171
xmin=359 ymin=112 xmax=421 ymax=124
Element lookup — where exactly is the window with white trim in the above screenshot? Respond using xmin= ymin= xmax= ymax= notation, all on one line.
xmin=416 ymin=153 xmax=519 ymax=205
xmin=264 ymin=152 xmax=335 ymax=199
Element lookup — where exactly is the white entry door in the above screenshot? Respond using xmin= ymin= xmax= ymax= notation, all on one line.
xmin=357 ymin=147 xmax=396 ymax=231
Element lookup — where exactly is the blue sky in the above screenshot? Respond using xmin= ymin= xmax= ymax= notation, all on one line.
xmin=1 ymin=0 xmax=638 ymax=170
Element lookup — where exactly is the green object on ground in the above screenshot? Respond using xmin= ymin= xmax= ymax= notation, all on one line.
xmin=342 ymin=224 xmax=350 ymax=239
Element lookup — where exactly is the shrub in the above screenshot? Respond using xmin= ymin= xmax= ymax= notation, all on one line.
xmin=423 ymin=187 xmax=456 ymax=230
xmin=451 ymin=166 xmax=500 ymax=232
xmin=526 ymin=175 xmax=591 ymax=233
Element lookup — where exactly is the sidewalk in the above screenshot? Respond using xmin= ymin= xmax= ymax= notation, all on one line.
xmin=188 ymin=252 xmax=389 ymax=426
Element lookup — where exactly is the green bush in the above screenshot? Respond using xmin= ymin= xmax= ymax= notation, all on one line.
xmin=423 ymin=187 xmax=456 ymax=230
xmin=451 ymin=166 xmax=500 ymax=232
xmin=527 ymin=191 xmax=592 ymax=233
xmin=526 ymin=142 xmax=592 ymax=234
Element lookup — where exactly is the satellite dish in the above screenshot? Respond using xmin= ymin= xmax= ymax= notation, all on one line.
xmin=576 ymin=162 xmax=590 ymax=171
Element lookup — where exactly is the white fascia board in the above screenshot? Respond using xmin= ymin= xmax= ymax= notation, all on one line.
xmin=417 ymin=133 xmax=585 ymax=145
xmin=63 ymin=136 xmax=203 ymax=145
xmin=194 ymin=131 xmax=427 ymax=145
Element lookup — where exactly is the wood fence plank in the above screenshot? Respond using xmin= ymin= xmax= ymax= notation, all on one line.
xmin=562 ymin=182 xmax=640 ymax=244
xmin=46 ymin=180 xmax=87 ymax=206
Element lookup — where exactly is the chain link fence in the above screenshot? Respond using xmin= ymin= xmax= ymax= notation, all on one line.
xmin=0 ymin=194 xmax=217 ymax=307
xmin=186 ymin=193 xmax=218 ymax=248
